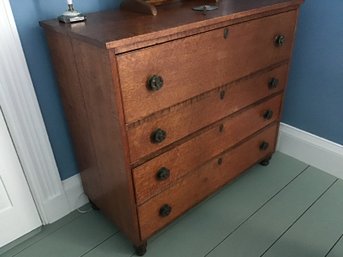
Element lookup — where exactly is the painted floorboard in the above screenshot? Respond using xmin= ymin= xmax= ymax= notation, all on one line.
xmin=81 ymin=233 xmax=133 ymax=257
xmin=326 ymin=234 xmax=343 ymax=257
xmin=141 ymin=153 xmax=308 ymax=257
xmin=262 ymin=179 xmax=343 ymax=257
xmin=5 ymin=153 xmax=338 ymax=257
xmin=11 ymin=210 xmax=118 ymax=257
xmin=206 ymin=167 xmax=336 ymax=257
xmin=0 ymin=210 xmax=82 ymax=257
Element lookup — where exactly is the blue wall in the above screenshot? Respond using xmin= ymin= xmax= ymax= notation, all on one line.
xmin=283 ymin=0 xmax=343 ymax=145
xmin=9 ymin=0 xmax=343 ymax=180
xmin=9 ymin=0 xmax=119 ymax=180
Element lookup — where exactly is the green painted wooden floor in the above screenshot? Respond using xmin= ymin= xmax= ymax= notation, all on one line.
xmin=1 ymin=152 xmax=343 ymax=257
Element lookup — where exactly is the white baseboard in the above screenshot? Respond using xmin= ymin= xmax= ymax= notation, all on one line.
xmin=62 ymin=174 xmax=88 ymax=211
xmin=277 ymin=123 xmax=343 ymax=180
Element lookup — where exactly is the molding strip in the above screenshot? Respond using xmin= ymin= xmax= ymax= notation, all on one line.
xmin=62 ymin=174 xmax=88 ymax=211
xmin=0 ymin=0 xmax=71 ymax=224
xmin=277 ymin=123 xmax=343 ymax=180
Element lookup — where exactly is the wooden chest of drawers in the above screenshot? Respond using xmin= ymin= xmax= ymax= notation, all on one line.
xmin=40 ymin=0 xmax=303 ymax=254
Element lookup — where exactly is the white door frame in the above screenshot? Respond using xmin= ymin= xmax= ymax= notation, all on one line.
xmin=0 ymin=0 xmax=71 ymax=224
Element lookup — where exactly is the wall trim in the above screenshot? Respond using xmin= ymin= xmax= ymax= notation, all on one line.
xmin=0 ymin=0 xmax=72 ymax=224
xmin=62 ymin=174 xmax=88 ymax=211
xmin=277 ymin=123 xmax=343 ymax=180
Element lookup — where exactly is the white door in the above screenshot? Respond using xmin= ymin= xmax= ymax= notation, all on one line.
xmin=0 ymin=108 xmax=41 ymax=247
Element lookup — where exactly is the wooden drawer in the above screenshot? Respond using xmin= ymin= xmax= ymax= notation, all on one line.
xmin=138 ymin=124 xmax=278 ymax=239
xmin=127 ymin=64 xmax=287 ymax=162
xmin=133 ymin=95 xmax=282 ymax=204
xmin=117 ymin=11 xmax=297 ymax=123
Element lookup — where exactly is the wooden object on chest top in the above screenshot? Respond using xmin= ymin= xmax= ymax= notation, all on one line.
xmin=40 ymin=0 xmax=303 ymax=255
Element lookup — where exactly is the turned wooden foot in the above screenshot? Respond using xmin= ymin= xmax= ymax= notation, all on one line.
xmin=134 ymin=242 xmax=147 ymax=256
xmin=260 ymin=156 xmax=272 ymax=166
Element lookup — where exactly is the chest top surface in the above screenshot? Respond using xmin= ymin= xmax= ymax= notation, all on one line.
xmin=40 ymin=0 xmax=303 ymax=51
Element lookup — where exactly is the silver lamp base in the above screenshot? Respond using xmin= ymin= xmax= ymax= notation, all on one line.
xmin=58 ymin=14 xmax=86 ymax=23
xmin=192 ymin=5 xmax=218 ymax=11
xmin=58 ymin=4 xmax=86 ymax=23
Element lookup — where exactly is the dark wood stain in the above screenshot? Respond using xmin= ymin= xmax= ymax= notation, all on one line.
xmin=40 ymin=0 xmax=303 ymax=53
xmin=133 ymin=95 xmax=283 ymax=205
xmin=40 ymin=0 xmax=303 ymax=251
xmin=126 ymin=64 xmax=289 ymax=162
xmin=117 ymin=11 xmax=297 ymax=123
xmin=138 ymin=124 xmax=279 ymax=239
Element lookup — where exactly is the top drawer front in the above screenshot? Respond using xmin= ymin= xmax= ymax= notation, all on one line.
xmin=117 ymin=11 xmax=297 ymax=123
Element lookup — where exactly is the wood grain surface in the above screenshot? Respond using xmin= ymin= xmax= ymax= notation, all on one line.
xmin=133 ymin=95 xmax=283 ymax=204
xmin=127 ymin=64 xmax=288 ymax=162
xmin=67 ymin=38 xmax=141 ymax=245
xmin=45 ymin=31 xmax=95 ymax=173
xmin=138 ymin=124 xmax=278 ymax=239
xmin=40 ymin=0 xmax=303 ymax=52
xmin=40 ymin=0 xmax=303 ymax=250
xmin=117 ymin=10 xmax=297 ymax=122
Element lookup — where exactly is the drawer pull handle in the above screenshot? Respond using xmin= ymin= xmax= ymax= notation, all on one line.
xmin=151 ymin=128 xmax=167 ymax=144
xmin=259 ymin=141 xmax=269 ymax=151
xmin=269 ymin=78 xmax=279 ymax=89
xmin=148 ymin=75 xmax=164 ymax=91
xmin=275 ymin=35 xmax=285 ymax=47
xmin=224 ymin=28 xmax=229 ymax=39
xmin=156 ymin=167 xmax=170 ymax=181
xmin=217 ymin=157 xmax=223 ymax=165
xmin=263 ymin=109 xmax=274 ymax=120
xmin=159 ymin=204 xmax=172 ymax=217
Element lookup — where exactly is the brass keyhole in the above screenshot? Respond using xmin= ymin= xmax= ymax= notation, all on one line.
xmin=219 ymin=124 xmax=224 ymax=132
xmin=224 ymin=28 xmax=229 ymax=39
xmin=220 ymin=90 xmax=225 ymax=100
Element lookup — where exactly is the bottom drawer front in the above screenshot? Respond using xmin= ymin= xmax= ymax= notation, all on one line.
xmin=138 ymin=124 xmax=278 ymax=239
